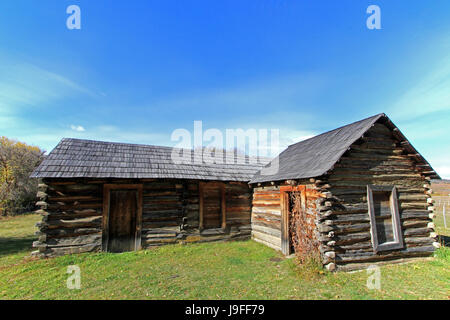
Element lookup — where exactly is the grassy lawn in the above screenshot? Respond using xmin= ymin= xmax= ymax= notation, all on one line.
xmin=0 ymin=214 xmax=448 ymax=300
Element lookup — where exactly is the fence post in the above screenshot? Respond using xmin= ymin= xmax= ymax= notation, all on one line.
xmin=444 ymin=204 xmax=447 ymax=229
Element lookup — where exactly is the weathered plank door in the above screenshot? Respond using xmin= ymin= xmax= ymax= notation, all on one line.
xmin=199 ymin=182 xmax=226 ymax=230
xmin=103 ymin=184 xmax=143 ymax=252
xmin=280 ymin=191 xmax=291 ymax=255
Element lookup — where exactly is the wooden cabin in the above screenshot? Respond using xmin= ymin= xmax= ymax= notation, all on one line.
xmin=31 ymin=114 xmax=441 ymax=272
xmin=250 ymin=113 xmax=441 ymax=271
xmin=30 ymin=138 xmax=266 ymax=257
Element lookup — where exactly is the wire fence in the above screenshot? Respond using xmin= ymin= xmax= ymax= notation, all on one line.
xmin=434 ymin=197 xmax=449 ymax=229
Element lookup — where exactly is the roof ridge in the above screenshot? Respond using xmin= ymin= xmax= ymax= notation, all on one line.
xmin=250 ymin=113 xmax=388 ymax=183
xmin=61 ymin=137 xmax=271 ymax=161
xmin=287 ymin=113 xmax=385 ymax=149
xmin=62 ymin=138 xmax=174 ymax=150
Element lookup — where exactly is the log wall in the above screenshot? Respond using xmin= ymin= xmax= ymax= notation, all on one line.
xmin=33 ymin=179 xmax=252 ymax=257
xmin=315 ymin=123 xmax=438 ymax=271
xmin=251 ymin=184 xmax=323 ymax=254
xmin=251 ymin=123 xmax=438 ymax=272
xmin=33 ymin=180 xmax=103 ymax=257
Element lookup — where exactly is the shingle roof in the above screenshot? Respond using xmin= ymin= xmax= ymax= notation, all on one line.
xmin=31 ymin=138 xmax=269 ymax=181
xmin=250 ymin=113 xmax=440 ymax=183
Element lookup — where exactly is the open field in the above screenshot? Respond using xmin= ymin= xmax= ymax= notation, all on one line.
xmin=0 ymin=213 xmax=448 ymax=300
xmin=432 ymin=180 xmax=450 ymax=244
xmin=434 ymin=196 xmax=450 ymax=240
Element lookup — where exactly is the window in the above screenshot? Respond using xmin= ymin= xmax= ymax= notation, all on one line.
xmin=367 ymin=185 xmax=404 ymax=253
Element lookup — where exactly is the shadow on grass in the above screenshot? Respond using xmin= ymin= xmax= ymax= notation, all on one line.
xmin=438 ymin=235 xmax=449 ymax=247
xmin=0 ymin=237 xmax=34 ymax=257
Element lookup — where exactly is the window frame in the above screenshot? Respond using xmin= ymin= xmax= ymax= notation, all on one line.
xmin=367 ymin=185 xmax=404 ymax=253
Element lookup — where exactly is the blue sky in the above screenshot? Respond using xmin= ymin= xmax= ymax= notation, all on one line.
xmin=0 ymin=1 xmax=449 ymax=177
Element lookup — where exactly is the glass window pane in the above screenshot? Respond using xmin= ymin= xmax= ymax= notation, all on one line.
xmin=373 ymin=191 xmax=395 ymax=243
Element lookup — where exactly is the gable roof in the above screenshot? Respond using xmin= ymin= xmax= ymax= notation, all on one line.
xmin=250 ymin=113 xmax=440 ymax=184
xmin=31 ymin=138 xmax=269 ymax=181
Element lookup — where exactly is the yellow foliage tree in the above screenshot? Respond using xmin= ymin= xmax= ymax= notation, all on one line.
xmin=0 ymin=137 xmax=44 ymax=216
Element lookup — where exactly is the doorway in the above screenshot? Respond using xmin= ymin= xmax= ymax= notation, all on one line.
xmin=281 ymin=186 xmax=306 ymax=256
xmin=102 ymin=184 xmax=143 ymax=252
xmin=281 ymin=185 xmax=319 ymax=259
xmin=199 ymin=182 xmax=226 ymax=230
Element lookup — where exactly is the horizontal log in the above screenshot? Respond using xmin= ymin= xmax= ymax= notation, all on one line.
xmin=143 ymin=191 xmax=178 ymax=197
xmin=252 ymin=237 xmax=281 ymax=251
xmin=47 ymin=210 xmax=102 ymax=220
xmin=142 ymin=221 xmax=180 ymax=229
xmin=403 ymin=227 xmax=432 ymax=236
xmin=144 ymin=238 xmax=178 ymax=245
xmin=325 ymin=232 xmax=371 ymax=246
xmin=48 ymin=202 xmax=103 ymax=210
xmin=251 ymin=220 xmax=281 ymax=231
xmin=252 ymin=207 xmax=281 ymax=215
xmin=252 ymin=224 xmax=281 ymax=238
xmin=336 ymin=257 xmax=433 ymax=272
xmin=335 ymin=246 xmax=435 ymax=264
xmin=37 ymin=227 xmax=101 ymax=239
xmin=329 ymin=187 xmax=426 ymax=196
xmin=402 ymin=220 xmax=431 ymax=229
xmin=252 ymin=230 xmax=281 ymax=247
xmin=37 ymin=216 xmax=102 ymax=230
xmin=334 ymin=235 xmax=435 ymax=253
xmin=142 ymin=226 xmax=180 ymax=234
xmin=48 ymin=195 xmax=101 ymax=202
xmin=41 ymin=243 xmax=101 ymax=257
xmin=333 ymin=223 xmax=370 ymax=235
xmin=329 ymin=173 xmax=422 ymax=182
xmin=37 ymin=233 xmax=102 ymax=248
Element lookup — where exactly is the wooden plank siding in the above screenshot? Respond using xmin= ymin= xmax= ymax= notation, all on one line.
xmin=251 ymin=186 xmax=282 ymax=251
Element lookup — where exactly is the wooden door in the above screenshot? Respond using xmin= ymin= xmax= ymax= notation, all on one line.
xmin=108 ymin=190 xmax=137 ymax=252
xmin=280 ymin=192 xmax=291 ymax=255
xmin=199 ymin=182 xmax=226 ymax=230
xmin=103 ymin=184 xmax=143 ymax=253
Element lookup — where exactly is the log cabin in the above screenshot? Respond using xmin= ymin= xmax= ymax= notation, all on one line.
xmin=30 ymin=138 xmax=267 ymax=257
xmin=31 ymin=113 xmax=441 ymax=272
xmin=250 ymin=113 xmax=441 ymax=271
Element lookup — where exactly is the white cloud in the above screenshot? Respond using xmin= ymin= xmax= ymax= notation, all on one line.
xmin=13 ymin=124 xmax=169 ymax=154
xmin=280 ymin=129 xmax=316 ymax=147
xmin=435 ymin=166 xmax=450 ymax=180
xmin=70 ymin=125 xmax=86 ymax=132
xmin=0 ymin=61 xmax=95 ymax=113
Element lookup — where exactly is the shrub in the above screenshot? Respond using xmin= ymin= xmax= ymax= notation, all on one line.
xmin=289 ymin=192 xmax=321 ymax=265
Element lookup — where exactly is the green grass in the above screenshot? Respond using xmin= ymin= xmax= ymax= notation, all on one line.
xmin=432 ymin=197 xmax=450 ymax=240
xmin=0 ymin=214 xmax=449 ymax=300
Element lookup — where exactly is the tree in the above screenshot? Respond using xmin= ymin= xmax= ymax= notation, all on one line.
xmin=0 ymin=137 xmax=45 ymax=216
